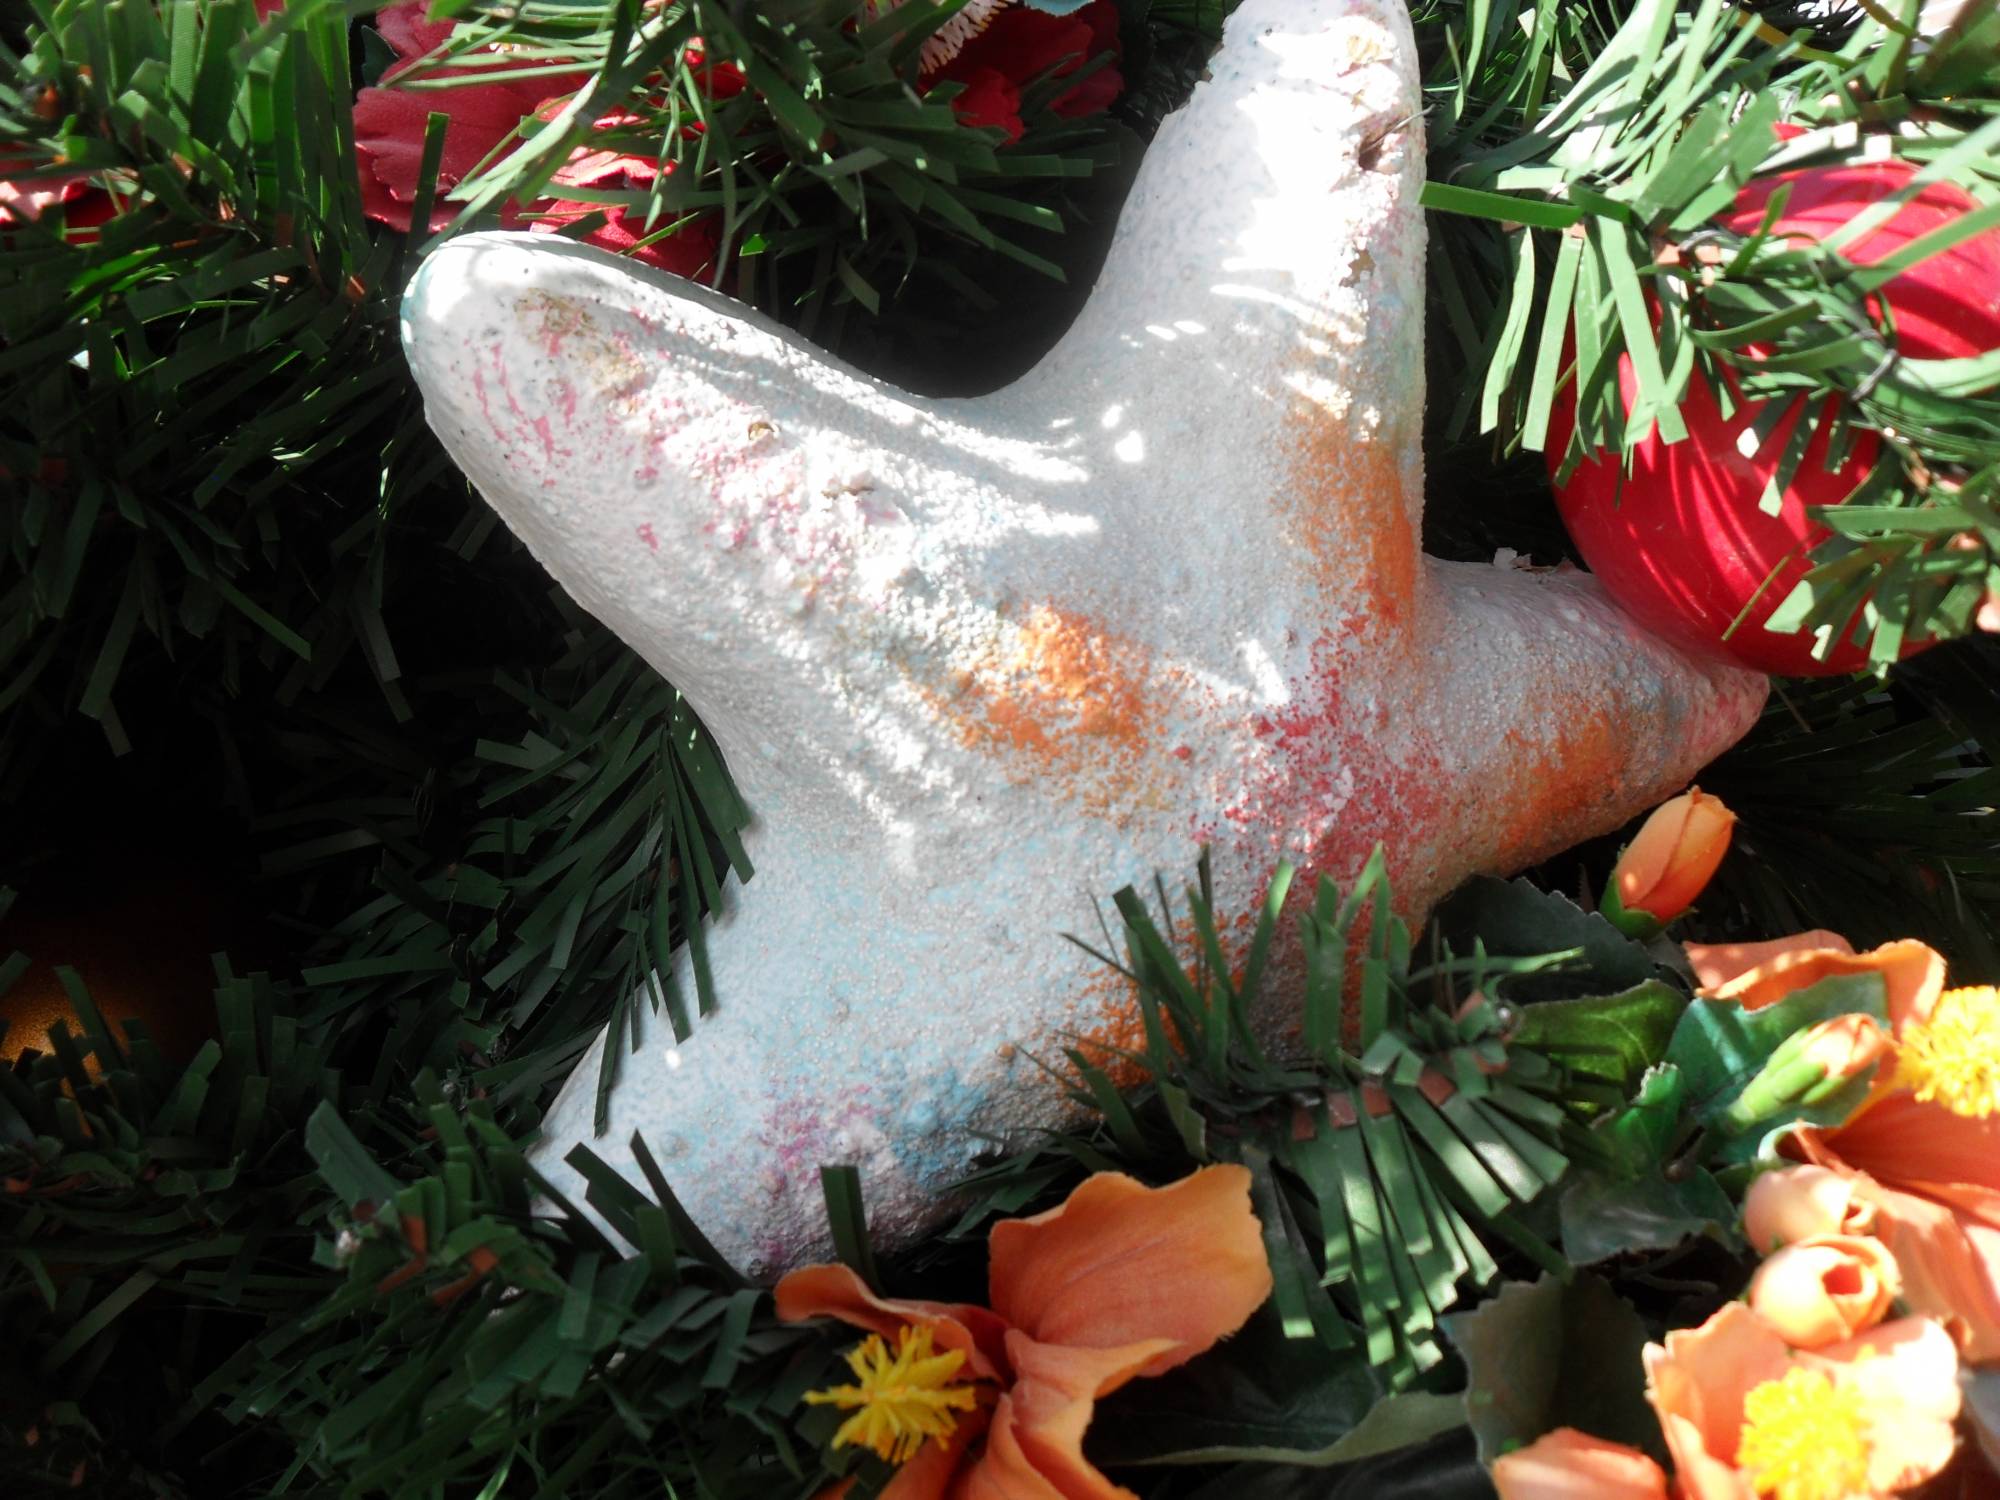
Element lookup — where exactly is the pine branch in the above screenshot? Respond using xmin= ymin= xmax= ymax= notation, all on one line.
xmin=1422 ymin=0 xmax=2000 ymax=670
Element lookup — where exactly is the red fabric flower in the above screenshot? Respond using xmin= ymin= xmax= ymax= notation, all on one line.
xmin=351 ymin=1 xmax=585 ymax=233
xmin=0 ymin=147 xmax=128 ymax=243
xmin=946 ymin=69 xmax=1022 ymax=139
xmin=528 ymin=109 xmax=718 ymax=278
xmin=350 ymin=2 xmax=715 ymax=276
xmin=928 ymin=0 xmax=1123 ymax=144
xmin=685 ymin=36 xmax=746 ymax=102
xmin=0 ymin=160 xmax=95 ymax=226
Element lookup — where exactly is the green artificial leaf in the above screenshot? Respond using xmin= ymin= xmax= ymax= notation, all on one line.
xmin=304 ymin=1100 xmax=403 ymax=1210
xmin=1662 ymin=970 xmax=1888 ymax=1133
xmin=1511 ymin=980 xmax=1688 ymax=1095
xmin=1544 ymin=1062 xmax=1734 ymax=1264
xmin=1594 ymin=1063 xmax=1685 ymax=1170
xmin=1432 ymin=878 xmax=1662 ymax=1001
xmin=1558 ymin=1164 xmax=1735 ymax=1265
xmin=1086 ymin=1303 xmax=1385 ymax=1467
xmin=1441 ymin=1272 xmax=1662 ymax=1466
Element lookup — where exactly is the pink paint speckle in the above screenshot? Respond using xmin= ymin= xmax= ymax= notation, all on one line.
xmin=637 ymin=523 xmax=659 ymax=551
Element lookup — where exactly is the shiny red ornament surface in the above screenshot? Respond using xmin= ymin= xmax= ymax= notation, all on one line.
xmin=1550 ymin=154 xmax=2000 ymax=676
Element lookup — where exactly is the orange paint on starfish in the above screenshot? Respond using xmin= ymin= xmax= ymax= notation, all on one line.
xmin=1042 ymin=908 xmax=1249 ymax=1091
xmin=922 ymin=604 xmax=1177 ymax=822
xmin=1277 ymin=395 xmax=1419 ymax=629
xmin=1062 ymin=978 xmax=1164 ymax=1089
xmin=1482 ymin=697 xmax=1626 ymax=871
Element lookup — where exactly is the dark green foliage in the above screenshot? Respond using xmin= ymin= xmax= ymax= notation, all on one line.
xmin=1441 ymin=1273 xmax=1660 ymax=1466
xmin=5 ymin=2 xmax=2000 ymax=1496
xmin=0 ymin=961 xmax=839 ymax=1498
xmin=1700 ymin=658 xmax=2000 ymax=971
xmin=0 ymin=845 xmax=1639 ymax=1496
xmin=1422 ymin=0 xmax=2000 ymax=670
xmin=967 ymin=852 xmax=1623 ymax=1395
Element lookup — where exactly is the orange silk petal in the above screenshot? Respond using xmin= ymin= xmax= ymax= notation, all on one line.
xmin=1645 ymin=1406 xmax=1748 ymax=1500
xmin=1610 ymin=798 xmax=1684 ymax=911
xmin=1490 ymin=1427 xmax=1671 ymax=1500
xmin=952 ymin=1335 xmax=1176 ymax=1500
xmin=880 ymin=1404 xmax=992 ymax=1500
xmin=774 ymin=1263 xmax=1010 ymax=1381
xmin=1008 ymin=1333 xmax=1180 ymax=1497
xmin=986 ymin=1166 xmax=1271 ymax=1375
xmin=1809 ymin=1316 xmax=1962 ymax=1493
xmin=1821 ymin=1091 xmax=2000 ymax=1197
xmin=1685 ymin=931 xmax=1852 ymax=992
xmin=1863 ymin=1179 xmax=2000 ymax=1363
xmin=1700 ymin=938 xmax=1944 ymax=1026
xmin=1742 ymin=1163 xmax=1876 ymax=1253
xmin=1643 ymin=1302 xmax=1790 ymax=1481
xmin=1616 ymin=790 xmax=1734 ymax=921
xmin=949 ymin=1393 xmax=1072 ymax=1500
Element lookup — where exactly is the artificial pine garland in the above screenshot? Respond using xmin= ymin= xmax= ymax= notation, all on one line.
xmin=6 ymin=2 xmax=2000 ymax=1497
xmin=1423 ymin=0 xmax=2000 ymax=669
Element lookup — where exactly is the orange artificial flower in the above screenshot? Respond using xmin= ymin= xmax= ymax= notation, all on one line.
xmin=776 ymin=1166 xmax=1272 ymax=1499
xmin=1646 ymin=1302 xmax=1960 ymax=1500
xmin=1685 ymin=931 xmax=1853 ymax=991
xmin=1746 ymin=1234 xmax=1900 ymax=1348
xmin=1687 ymin=932 xmax=1944 ymax=1020
xmin=1743 ymin=1164 xmax=1876 ymax=1254
xmin=1703 ymin=927 xmax=2000 ymax=1363
xmin=1491 ymin=1426 xmax=1669 ymax=1500
xmin=1608 ymin=788 xmax=1736 ymax=926
xmin=1795 ymin=1079 xmax=2000 ymax=1362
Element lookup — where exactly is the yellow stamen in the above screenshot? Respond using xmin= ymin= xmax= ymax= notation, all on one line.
xmin=1736 ymin=1367 xmax=1871 ymax=1500
xmin=1896 ymin=985 xmax=2000 ymax=1119
xmin=804 ymin=1324 xmax=979 ymax=1466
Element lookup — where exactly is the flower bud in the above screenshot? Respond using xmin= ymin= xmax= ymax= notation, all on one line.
xmin=1795 ymin=1013 xmax=1891 ymax=1089
xmin=1720 ymin=1013 xmax=1890 ymax=1134
xmin=1601 ymin=788 xmax=1735 ymax=935
xmin=1744 ymin=1165 xmax=1877 ymax=1254
xmin=1747 ymin=1234 xmax=1900 ymax=1348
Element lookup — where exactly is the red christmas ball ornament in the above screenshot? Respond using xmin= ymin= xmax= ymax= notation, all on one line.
xmin=1550 ymin=150 xmax=2000 ymax=676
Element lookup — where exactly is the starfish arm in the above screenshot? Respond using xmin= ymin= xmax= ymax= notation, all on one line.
xmin=1414 ymin=558 xmax=1769 ymax=903
xmin=1016 ymin=0 xmax=1428 ymax=554
xmin=400 ymin=235 xmax=1120 ymax=810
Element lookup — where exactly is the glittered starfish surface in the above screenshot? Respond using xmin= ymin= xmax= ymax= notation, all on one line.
xmin=401 ymin=0 xmax=1766 ymax=1274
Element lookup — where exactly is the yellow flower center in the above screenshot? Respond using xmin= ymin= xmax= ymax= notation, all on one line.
xmin=1896 ymin=985 xmax=2000 ymax=1119
xmin=1736 ymin=1368 xmax=1871 ymax=1500
xmin=804 ymin=1324 xmax=980 ymax=1466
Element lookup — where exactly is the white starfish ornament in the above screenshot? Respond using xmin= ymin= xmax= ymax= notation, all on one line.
xmin=401 ymin=0 xmax=1767 ymax=1274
